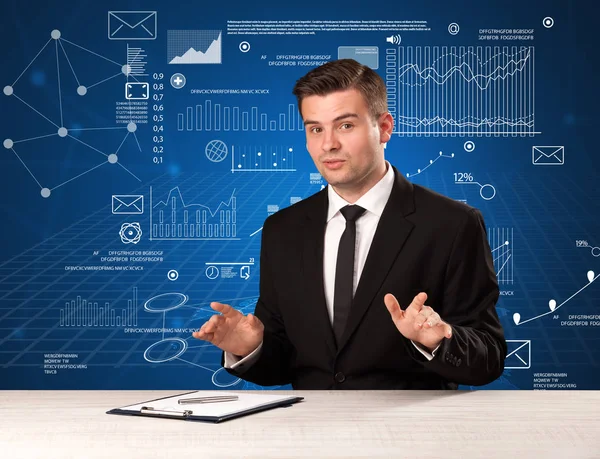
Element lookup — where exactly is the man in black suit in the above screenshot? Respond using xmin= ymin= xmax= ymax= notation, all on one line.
xmin=193 ymin=59 xmax=506 ymax=389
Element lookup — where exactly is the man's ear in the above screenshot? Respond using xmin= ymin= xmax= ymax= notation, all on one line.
xmin=379 ymin=112 xmax=394 ymax=143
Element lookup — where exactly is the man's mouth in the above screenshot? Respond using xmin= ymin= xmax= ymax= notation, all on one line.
xmin=323 ymin=159 xmax=345 ymax=169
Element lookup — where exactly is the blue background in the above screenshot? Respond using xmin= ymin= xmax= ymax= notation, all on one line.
xmin=1 ymin=0 xmax=598 ymax=390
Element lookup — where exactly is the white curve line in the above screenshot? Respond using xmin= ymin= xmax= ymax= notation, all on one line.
xmin=517 ymin=273 xmax=600 ymax=325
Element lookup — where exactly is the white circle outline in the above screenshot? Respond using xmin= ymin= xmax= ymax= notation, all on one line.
xmin=480 ymin=184 xmax=497 ymax=201
xmin=211 ymin=367 xmax=242 ymax=387
xmin=144 ymin=292 xmax=189 ymax=312
xmin=143 ymin=338 xmax=188 ymax=363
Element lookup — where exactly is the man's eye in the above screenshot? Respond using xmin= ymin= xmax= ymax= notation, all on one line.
xmin=340 ymin=123 xmax=353 ymax=130
xmin=310 ymin=127 xmax=322 ymax=133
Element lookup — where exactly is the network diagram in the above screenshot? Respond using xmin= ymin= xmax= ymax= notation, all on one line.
xmin=3 ymin=29 xmax=142 ymax=198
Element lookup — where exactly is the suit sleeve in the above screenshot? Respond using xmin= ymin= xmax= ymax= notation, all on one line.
xmin=222 ymin=216 xmax=295 ymax=386
xmin=409 ymin=208 xmax=507 ymax=386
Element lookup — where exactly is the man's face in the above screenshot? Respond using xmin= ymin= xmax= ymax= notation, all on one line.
xmin=301 ymin=88 xmax=393 ymax=199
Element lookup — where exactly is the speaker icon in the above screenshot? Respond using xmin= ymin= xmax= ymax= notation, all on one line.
xmin=385 ymin=34 xmax=401 ymax=45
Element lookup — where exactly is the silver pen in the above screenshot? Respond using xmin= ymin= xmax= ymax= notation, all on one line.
xmin=178 ymin=395 xmax=239 ymax=404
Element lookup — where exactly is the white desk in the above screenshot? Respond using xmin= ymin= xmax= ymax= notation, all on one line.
xmin=1 ymin=390 xmax=599 ymax=458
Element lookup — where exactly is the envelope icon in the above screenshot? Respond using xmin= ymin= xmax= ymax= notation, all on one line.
xmin=532 ymin=146 xmax=564 ymax=165
xmin=108 ymin=11 xmax=157 ymax=40
xmin=112 ymin=195 xmax=144 ymax=214
xmin=505 ymin=339 xmax=531 ymax=369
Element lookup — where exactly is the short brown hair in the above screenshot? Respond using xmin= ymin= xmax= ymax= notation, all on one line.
xmin=292 ymin=59 xmax=388 ymax=121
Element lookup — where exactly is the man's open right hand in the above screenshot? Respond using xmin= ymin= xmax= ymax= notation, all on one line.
xmin=192 ymin=302 xmax=264 ymax=358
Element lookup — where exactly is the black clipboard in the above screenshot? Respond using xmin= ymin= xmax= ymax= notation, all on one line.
xmin=107 ymin=391 xmax=304 ymax=423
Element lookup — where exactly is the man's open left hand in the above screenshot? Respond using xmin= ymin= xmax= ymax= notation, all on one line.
xmin=384 ymin=292 xmax=452 ymax=352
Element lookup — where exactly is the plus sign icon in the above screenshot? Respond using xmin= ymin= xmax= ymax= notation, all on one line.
xmin=170 ymin=73 xmax=186 ymax=89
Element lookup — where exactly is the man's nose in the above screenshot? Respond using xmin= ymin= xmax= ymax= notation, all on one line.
xmin=321 ymin=129 xmax=341 ymax=152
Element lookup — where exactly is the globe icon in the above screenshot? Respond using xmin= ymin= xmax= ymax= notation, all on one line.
xmin=205 ymin=140 xmax=228 ymax=162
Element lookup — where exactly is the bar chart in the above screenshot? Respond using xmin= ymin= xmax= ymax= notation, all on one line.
xmin=176 ymin=101 xmax=304 ymax=132
xmin=60 ymin=287 xmax=139 ymax=327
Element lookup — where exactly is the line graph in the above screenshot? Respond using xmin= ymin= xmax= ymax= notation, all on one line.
xmin=513 ymin=271 xmax=599 ymax=326
xmin=386 ymin=46 xmax=538 ymax=136
xmin=489 ymin=227 xmax=513 ymax=284
xmin=149 ymin=186 xmax=240 ymax=241
xmin=405 ymin=150 xmax=454 ymax=178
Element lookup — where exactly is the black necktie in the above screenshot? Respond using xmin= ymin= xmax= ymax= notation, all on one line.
xmin=333 ymin=205 xmax=366 ymax=346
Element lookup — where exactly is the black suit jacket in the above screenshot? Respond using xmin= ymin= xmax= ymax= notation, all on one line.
xmin=225 ymin=166 xmax=507 ymax=389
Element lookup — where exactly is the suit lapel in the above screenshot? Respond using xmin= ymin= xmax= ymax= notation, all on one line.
xmin=337 ymin=168 xmax=416 ymax=350
xmin=301 ymin=189 xmax=337 ymax=355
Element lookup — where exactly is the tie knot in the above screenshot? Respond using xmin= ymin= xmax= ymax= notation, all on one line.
xmin=340 ymin=205 xmax=366 ymax=222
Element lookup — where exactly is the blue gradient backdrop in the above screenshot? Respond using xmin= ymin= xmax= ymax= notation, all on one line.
xmin=0 ymin=0 xmax=598 ymax=390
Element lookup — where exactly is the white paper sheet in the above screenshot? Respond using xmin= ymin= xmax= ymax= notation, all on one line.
xmin=119 ymin=391 xmax=300 ymax=417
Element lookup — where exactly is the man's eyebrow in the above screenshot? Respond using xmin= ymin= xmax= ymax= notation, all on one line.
xmin=303 ymin=113 xmax=359 ymax=126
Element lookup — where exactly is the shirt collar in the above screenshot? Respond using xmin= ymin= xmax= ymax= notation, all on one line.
xmin=326 ymin=161 xmax=395 ymax=222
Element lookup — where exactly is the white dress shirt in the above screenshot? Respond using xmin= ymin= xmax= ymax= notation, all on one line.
xmin=225 ymin=162 xmax=439 ymax=370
